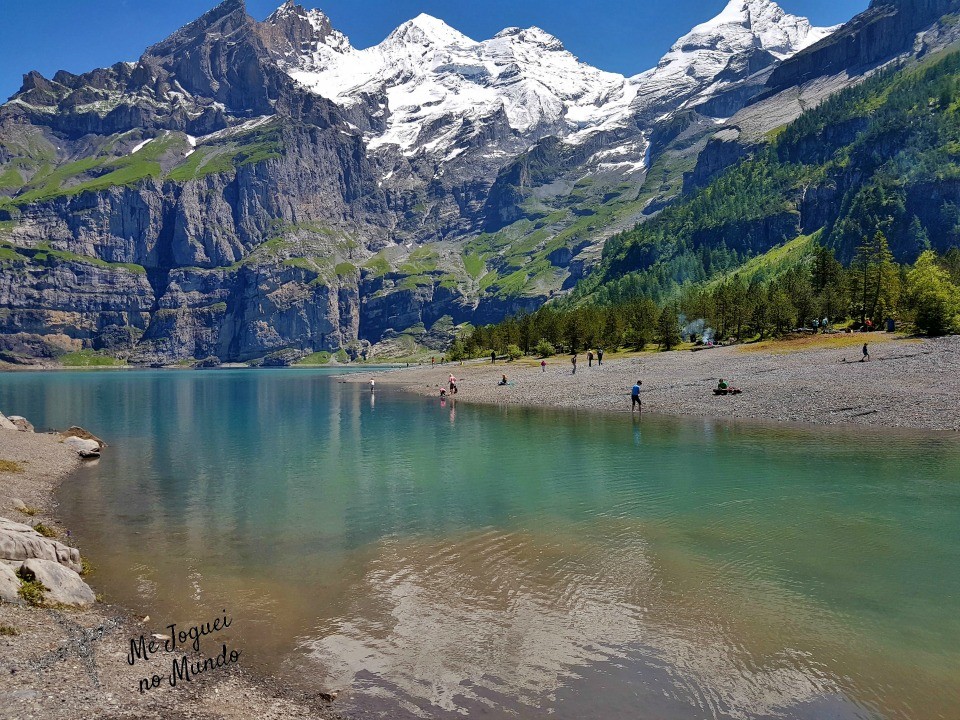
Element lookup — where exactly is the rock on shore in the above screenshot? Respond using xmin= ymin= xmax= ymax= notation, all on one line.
xmin=0 ymin=422 xmax=347 ymax=719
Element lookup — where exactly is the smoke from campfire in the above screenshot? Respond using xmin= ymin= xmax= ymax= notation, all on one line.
xmin=678 ymin=316 xmax=715 ymax=344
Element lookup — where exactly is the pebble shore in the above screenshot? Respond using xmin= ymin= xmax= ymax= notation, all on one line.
xmin=354 ymin=334 xmax=960 ymax=432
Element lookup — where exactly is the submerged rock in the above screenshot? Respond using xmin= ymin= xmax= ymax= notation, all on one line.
xmin=19 ymin=558 xmax=95 ymax=607
xmin=62 ymin=436 xmax=101 ymax=458
xmin=61 ymin=426 xmax=106 ymax=449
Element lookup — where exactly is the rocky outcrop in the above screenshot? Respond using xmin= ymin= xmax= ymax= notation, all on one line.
xmin=62 ymin=437 xmax=101 ymax=458
xmin=4 ymin=0 xmax=955 ymax=362
xmin=60 ymin=427 xmax=106 ymax=449
xmin=683 ymin=128 xmax=750 ymax=192
xmin=18 ymin=558 xmax=96 ymax=607
xmin=0 ymin=563 xmax=21 ymax=603
xmin=766 ymin=0 xmax=960 ymax=92
xmin=7 ymin=417 xmax=34 ymax=433
xmin=0 ymin=518 xmax=82 ymax=573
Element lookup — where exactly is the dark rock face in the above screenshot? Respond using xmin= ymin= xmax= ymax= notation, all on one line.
xmin=1 ymin=0 xmax=956 ymax=363
xmin=767 ymin=0 xmax=960 ymax=92
xmin=683 ymin=128 xmax=750 ymax=193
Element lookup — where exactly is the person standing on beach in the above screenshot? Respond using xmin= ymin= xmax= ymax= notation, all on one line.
xmin=597 ymin=348 xmax=603 ymax=366
xmin=449 ymin=374 xmax=458 ymax=394
xmin=862 ymin=343 xmax=870 ymax=362
xmin=541 ymin=359 xmax=547 ymax=373
xmin=571 ymin=354 xmax=578 ymax=374
xmin=588 ymin=350 xmax=594 ymax=367
xmin=491 ymin=350 xmax=496 ymax=364
xmin=631 ymin=380 xmax=642 ymax=413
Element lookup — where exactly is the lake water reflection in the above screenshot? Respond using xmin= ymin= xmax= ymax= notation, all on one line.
xmin=1 ymin=369 xmax=957 ymax=719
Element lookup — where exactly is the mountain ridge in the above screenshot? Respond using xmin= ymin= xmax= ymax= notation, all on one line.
xmin=2 ymin=0 xmax=931 ymax=365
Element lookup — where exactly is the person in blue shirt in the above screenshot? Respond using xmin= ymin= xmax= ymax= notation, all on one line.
xmin=631 ymin=380 xmax=642 ymax=413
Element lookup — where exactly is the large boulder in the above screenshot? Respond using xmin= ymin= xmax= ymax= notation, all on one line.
xmin=0 ymin=517 xmax=82 ymax=572
xmin=0 ymin=413 xmax=16 ymax=431
xmin=7 ymin=416 xmax=34 ymax=433
xmin=19 ymin=558 xmax=95 ymax=607
xmin=61 ymin=426 xmax=106 ymax=449
xmin=62 ymin=436 xmax=101 ymax=458
xmin=0 ymin=562 xmax=21 ymax=602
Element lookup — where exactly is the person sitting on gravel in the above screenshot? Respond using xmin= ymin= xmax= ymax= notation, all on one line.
xmin=714 ymin=379 xmax=742 ymax=395
xmin=498 ymin=374 xmax=508 ymax=386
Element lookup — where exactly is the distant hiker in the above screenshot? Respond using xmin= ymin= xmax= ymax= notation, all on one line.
xmin=491 ymin=350 xmax=496 ymax=364
xmin=597 ymin=348 xmax=603 ymax=366
xmin=822 ymin=317 xmax=829 ymax=332
xmin=588 ymin=351 xmax=594 ymax=367
xmin=541 ymin=359 xmax=547 ymax=373
xmin=431 ymin=356 xmax=436 ymax=367
xmin=812 ymin=318 xmax=819 ymax=331
xmin=862 ymin=343 xmax=870 ymax=362
xmin=631 ymin=380 xmax=642 ymax=413
xmin=571 ymin=354 xmax=577 ymax=375
xmin=441 ymin=356 xmax=446 ymax=364
xmin=498 ymin=374 xmax=508 ymax=386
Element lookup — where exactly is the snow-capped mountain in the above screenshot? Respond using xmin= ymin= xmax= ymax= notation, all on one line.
xmin=3 ymin=0 xmax=879 ymax=364
xmin=630 ymin=0 xmax=838 ymax=115
xmin=267 ymin=0 xmax=834 ymax=161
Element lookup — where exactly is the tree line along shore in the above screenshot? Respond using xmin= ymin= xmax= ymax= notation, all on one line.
xmin=449 ymin=239 xmax=960 ymax=364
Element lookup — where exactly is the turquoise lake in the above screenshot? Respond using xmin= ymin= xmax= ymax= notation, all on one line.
xmin=1 ymin=369 xmax=958 ymax=719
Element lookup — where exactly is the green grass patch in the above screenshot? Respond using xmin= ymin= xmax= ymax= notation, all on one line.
xmin=0 ymin=459 xmax=24 ymax=473
xmin=0 ymin=624 xmax=18 ymax=636
xmin=59 ymin=350 xmax=125 ymax=367
xmin=0 ymin=166 xmax=23 ymax=190
xmin=80 ymin=558 xmax=95 ymax=576
xmin=706 ymin=231 xmax=820 ymax=289
xmin=298 ymin=351 xmax=331 ymax=365
xmin=32 ymin=523 xmax=56 ymax=538
xmin=335 ymin=262 xmax=357 ymax=276
xmin=398 ymin=247 xmax=439 ymax=275
xmin=462 ymin=253 xmax=484 ymax=279
xmin=17 ymin=578 xmax=47 ymax=607
xmin=363 ymin=254 xmax=391 ymax=277
xmin=398 ymin=274 xmax=434 ymax=290
xmin=166 ymin=123 xmax=284 ymax=182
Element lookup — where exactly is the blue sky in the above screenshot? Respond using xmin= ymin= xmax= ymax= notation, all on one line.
xmin=0 ymin=0 xmax=869 ymax=101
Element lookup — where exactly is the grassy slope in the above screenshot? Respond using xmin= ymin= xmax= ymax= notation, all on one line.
xmin=578 ymin=49 xmax=960 ymax=305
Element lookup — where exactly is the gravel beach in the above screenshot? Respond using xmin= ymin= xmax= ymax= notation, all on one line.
xmin=0 ymin=430 xmax=347 ymax=720
xmin=351 ymin=334 xmax=960 ymax=432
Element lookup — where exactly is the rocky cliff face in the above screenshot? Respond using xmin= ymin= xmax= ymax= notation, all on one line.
xmin=0 ymin=0 xmax=905 ymax=363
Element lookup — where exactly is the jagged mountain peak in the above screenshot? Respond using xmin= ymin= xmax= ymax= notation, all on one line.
xmin=385 ymin=13 xmax=478 ymax=48
xmin=493 ymin=26 xmax=566 ymax=52
xmin=146 ymin=0 xmax=251 ymax=58
xmin=669 ymin=0 xmax=834 ymax=60
xmin=261 ymin=0 xmax=352 ymax=66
